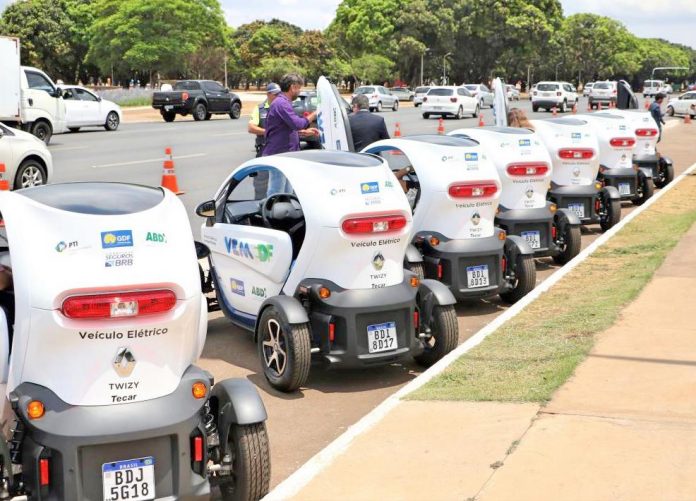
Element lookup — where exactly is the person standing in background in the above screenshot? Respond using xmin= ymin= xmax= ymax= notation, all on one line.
xmin=248 ymin=83 xmax=281 ymax=197
xmin=649 ymin=93 xmax=666 ymax=142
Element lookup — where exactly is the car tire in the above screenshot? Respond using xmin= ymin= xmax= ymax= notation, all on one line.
xmin=600 ymin=196 xmax=621 ymax=232
xmin=257 ymin=306 xmax=311 ymax=392
xmin=204 ymin=113 xmax=212 ymax=120
xmin=104 ymin=111 xmax=120 ymax=131
xmin=377 ymin=101 xmax=383 ymax=112
xmin=666 ymin=106 xmax=674 ymax=117
xmin=406 ymin=261 xmax=425 ymax=280
xmin=472 ymin=104 xmax=479 ymax=118
xmin=500 ymin=254 xmax=536 ymax=304
xmin=455 ymin=106 xmax=463 ymax=120
xmin=560 ymin=100 xmax=567 ymax=113
xmin=31 ymin=120 xmax=52 ymax=144
xmin=218 ymin=422 xmax=271 ymax=501
xmin=654 ymin=160 xmax=674 ymax=188
xmin=393 ymin=100 xmax=399 ymax=111
xmin=632 ymin=174 xmax=654 ymax=206
xmin=532 ymin=104 xmax=539 ymax=112
xmin=552 ymin=223 xmax=581 ymax=265
xmin=229 ymin=101 xmax=242 ymax=119
xmin=422 ymin=113 xmax=430 ymax=119
xmin=162 ymin=111 xmax=176 ymax=122
xmin=14 ymin=158 xmax=46 ymax=190
xmin=193 ymin=102 xmax=207 ymax=121
xmin=68 ymin=127 xmax=80 ymax=133
xmin=413 ymin=305 xmax=458 ymax=367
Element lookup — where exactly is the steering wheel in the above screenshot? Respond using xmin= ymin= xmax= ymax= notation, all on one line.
xmin=261 ymin=193 xmax=303 ymax=231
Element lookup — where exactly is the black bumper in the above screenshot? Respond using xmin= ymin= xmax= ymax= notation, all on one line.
xmin=153 ymin=104 xmax=191 ymax=114
xmin=419 ymin=232 xmax=507 ymax=300
xmin=304 ymin=277 xmax=422 ymax=369
xmin=600 ymin=168 xmax=638 ymax=199
xmin=634 ymin=154 xmax=659 ymax=177
xmin=12 ymin=366 xmax=211 ymax=500
xmin=548 ymin=184 xmax=601 ymax=224
xmin=495 ymin=206 xmax=556 ymax=257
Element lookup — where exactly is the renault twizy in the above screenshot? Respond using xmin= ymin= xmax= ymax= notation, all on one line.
xmin=196 ymin=151 xmax=458 ymax=393
xmin=0 ymin=183 xmax=270 ymax=501
xmin=364 ymin=135 xmax=536 ymax=304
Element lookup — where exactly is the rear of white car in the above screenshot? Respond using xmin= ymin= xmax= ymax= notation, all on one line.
xmin=421 ymin=87 xmax=476 ymax=119
xmin=583 ymin=82 xmax=595 ymax=96
xmin=588 ymin=81 xmax=617 ymax=109
xmin=642 ymin=80 xmax=667 ymax=97
xmin=413 ymin=86 xmax=430 ymax=106
xmin=531 ymin=82 xmax=575 ymax=112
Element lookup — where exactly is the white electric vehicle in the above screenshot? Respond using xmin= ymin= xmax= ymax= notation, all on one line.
xmin=196 ymin=150 xmax=458 ymax=393
xmin=0 ymin=182 xmax=270 ymax=500
xmin=531 ymin=117 xmax=622 ymax=231
xmin=451 ymin=127 xmax=582 ymax=265
xmin=364 ymin=135 xmax=536 ymax=304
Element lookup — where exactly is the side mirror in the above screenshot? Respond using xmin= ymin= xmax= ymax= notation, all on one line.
xmin=53 ymin=87 xmax=62 ymax=98
xmin=223 ymin=87 xmax=230 ymax=93
xmin=196 ymin=200 xmax=216 ymax=218
xmin=97 ymin=96 xmax=102 ymax=102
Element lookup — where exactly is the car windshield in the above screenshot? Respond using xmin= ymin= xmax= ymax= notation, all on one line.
xmin=428 ymin=88 xmax=453 ymax=96
xmin=356 ymin=87 xmax=375 ymax=94
xmin=537 ymin=84 xmax=559 ymax=91
xmin=415 ymin=87 xmax=429 ymax=93
xmin=463 ymin=85 xmax=478 ymax=91
xmin=594 ymin=83 xmax=611 ymax=89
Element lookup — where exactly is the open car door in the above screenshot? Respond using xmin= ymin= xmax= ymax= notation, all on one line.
xmin=316 ymin=76 xmax=355 ymax=152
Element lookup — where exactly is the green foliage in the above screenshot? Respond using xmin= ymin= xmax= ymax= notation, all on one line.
xmin=351 ymin=54 xmax=395 ymax=83
xmin=328 ymin=0 xmax=403 ymax=56
xmin=251 ymin=57 xmax=305 ymax=83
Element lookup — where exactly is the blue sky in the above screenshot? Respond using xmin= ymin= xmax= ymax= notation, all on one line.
xmin=1 ymin=0 xmax=695 ymax=48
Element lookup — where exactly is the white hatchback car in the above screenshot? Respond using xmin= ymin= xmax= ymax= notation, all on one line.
xmin=61 ymin=85 xmax=122 ymax=132
xmin=0 ymin=122 xmax=53 ymax=189
xmin=531 ymin=81 xmax=578 ymax=113
xmin=462 ymin=84 xmax=494 ymax=108
xmin=583 ymin=82 xmax=595 ymax=96
xmin=351 ymin=85 xmax=399 ymax=112
xmin=505 ymin=85 xmax=520 ymax=101
xmin=421 ymin=86 xmax=479 ymax=119
xmin=413 ymin=86 xmax=430 ymax=107
xmin=666 ymin=91 xmax=696 ymax=118
xmin=642 ymin=80 xmax=668 ymax=98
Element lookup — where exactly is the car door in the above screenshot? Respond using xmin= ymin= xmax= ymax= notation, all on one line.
xmin=685 ymin=93 xmax=696 ymax=115
xmin=61 ymin=88 xmax=84 ymax=126
xmin=203 ymin=81 xmax=226 ymax=112
xmin=380 ymin=86 xmax=394 ymax=106
xmin=482 ymin=85 xmax=492 ymax=105
xmin=23 ymin=69 xmax=65 ymax=131
xmin=458 ymin=88 xmax=474 ymax=113
xmin=74 ymin=88 xmax=102 ymax=125
xmin=201 ymin=169 xmax=293 ymax=321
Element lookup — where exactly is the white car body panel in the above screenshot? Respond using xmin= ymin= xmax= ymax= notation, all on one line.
xmin=667 ymin=92 xmax=696 ymax=116
xmin=599 ymin=109 xmax=659 ymax=157
xmin=572 ymin=114 xmax=636 ymax=169
xmin=0 ymin=123 xmax=53 ymax=189
xmin=62 ymin=85 xmax=121 ymax=129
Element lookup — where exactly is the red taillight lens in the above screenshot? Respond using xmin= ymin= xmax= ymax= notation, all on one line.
xmin=423 ymin=96 xmax=428 ymax=102
xmin=609 ymin=137 xmax=636 ymax=148
xmin=341 ymin=214 xmax=407 ymax=235
xmin=636 ymin=128 xmax=658 ymax=137
xmin=193 ymin=436 xmax=203 ymax=462
xmin=551 ymin=226 xmax=557 ymax=239
xmin=413 ymin=310 xmax=419 ymax=329
xmin=501 ymin=256 xmax=507 ymax=272
xmin=506 ymin=163 xmax=549 ymax=176
xmin=437 ymin=263 xmax=443 ymax=279
xmin=182 ymin=92 xmax=189 ymax=101
xmin=62 ymin=289 xmax=177 ymax=319
xmin=448 ymin=181 xmax=498 ymax=198
xmin=558 ymin=149 xmax=594 ymax=160
xmin=329 ymin=321 xmax=335 ymax=343
xmin=450 ymin=97 xmax=457 ymax=103
xmin=40 ymin=458 xmax=49 ymax=486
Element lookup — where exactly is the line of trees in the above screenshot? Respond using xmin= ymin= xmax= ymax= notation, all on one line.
xmin=1 ymin=0 xmax=694 ymax=89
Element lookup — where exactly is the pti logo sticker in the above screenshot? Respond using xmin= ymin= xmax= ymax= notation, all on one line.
xmin=101 ymin=230 xmax=133 ymax=249
xmin=361 ymin=182 xmax=380 ymax=194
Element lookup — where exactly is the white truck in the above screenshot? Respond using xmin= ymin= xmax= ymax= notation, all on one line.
xmin=0 ymin=36 xmax=66 ymax=144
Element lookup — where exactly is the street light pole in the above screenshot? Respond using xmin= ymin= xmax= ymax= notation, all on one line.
xmin=420 ymin=47 xmax=430 ymax=86
xmin=443 ymin=52 xmax=452 ymax=85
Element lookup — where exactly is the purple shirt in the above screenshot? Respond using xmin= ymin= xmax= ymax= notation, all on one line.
xmin=262 ymin=93 xmax=310 ymax=156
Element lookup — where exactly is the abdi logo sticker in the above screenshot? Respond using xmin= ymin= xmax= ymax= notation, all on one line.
xmin=360 ymin=182 xmax=379 ymax=194
xmin=101 ymin=230 xmax=133 ymax=249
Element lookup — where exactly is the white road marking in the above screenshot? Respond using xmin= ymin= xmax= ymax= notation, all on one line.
xmin=264 ymin=160 xmax=696 ymax=501
xmin=92 ymin=153 xmax=206 ymax=169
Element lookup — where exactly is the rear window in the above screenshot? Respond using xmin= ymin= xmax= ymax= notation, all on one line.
xmin=415 ymin=87 xmax=429 ymax=93
xmin=537 ymin=84 xmax=559 ymax=91
xmin=644 ymin=81 xmax=660 ymax=88
xmin=356 ymin=87 xmax=375 ymax=94
xmin=594 ymin=83 xmax=611 ymax=89
xmin=174 ymin=81 xmax=201 ymax=90
xmin=463 ymin=85 xmax=478 ymax=91
xmin=428 ymin=88 xmax=453 ymax=96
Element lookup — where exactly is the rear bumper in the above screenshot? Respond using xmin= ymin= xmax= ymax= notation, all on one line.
xmin=304 ymin=277 xmax=422 ymax=369
xmin=422 ymin=104 xmax=459 ymax=115
xmin=532 ymin=99 xmax=562 ymax=107
xmin=600 ymin=168 xmax=638 ymax=199
xmin=495 ymin=206 xmax=556 ymax=257
xmin=12 ymin=365 xmax=211 ymax=500
xmin=152 ymin=104 xmax=190 ymax=114
xmin=549 ymin=184 xmax=601 ymax=224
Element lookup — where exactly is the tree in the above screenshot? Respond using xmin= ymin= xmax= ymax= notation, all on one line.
xmin=251 ymin=57 xmax=306 ymax=82
xmin=352 ymin=54 xmax=395 ymax=83
xmin=327 ymin=0 xmax=403 ymax=57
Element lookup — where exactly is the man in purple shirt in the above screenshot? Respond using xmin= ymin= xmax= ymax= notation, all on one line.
xmin=263 ymin=74 xmax=318 ymax=194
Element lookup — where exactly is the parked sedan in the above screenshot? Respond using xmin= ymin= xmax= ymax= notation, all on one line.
xmin=583 ymin=82 xmax=595 ymax=96
xmin=666 ymin=92 xmax=696 ymax=118
xmin=462 ymin=84 xmax=494 ymax=108
xmin=0 ymin=122 xmax=52 ymax=189
xmin=505 ymin=85 xmax=520 ymax=101
xmin=389 ymin=87 xmax=415 ymax=101
xmin=61 ymin=85 xmax=122 ymax=132
xmin=413 ymin=86 xmax=430 ymax=107
xmin=421 ymin=86 xmax=479 ymax=119
xmin=352 ymin=85 xmax=399 ymax=112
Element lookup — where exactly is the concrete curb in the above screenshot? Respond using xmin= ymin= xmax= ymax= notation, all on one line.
xmin=264 ymin=158 xmax=696 ymax=500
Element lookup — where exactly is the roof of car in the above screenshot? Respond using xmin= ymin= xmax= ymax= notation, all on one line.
xmin=399 ymin=134 xmax=479 ymax=147
xmin=278 ymin=150 xmax=382 ymax=167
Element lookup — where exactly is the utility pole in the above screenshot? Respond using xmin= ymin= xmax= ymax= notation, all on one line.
xmin=442 ymin=52 xmax=452 ymax=85
xmin=420 ymin=47 xmax=430 ymax=86
xmin=555 ymin=62 xmax=562 ymax=81
xmin=224 ymin=55 xmax=228 ymax=88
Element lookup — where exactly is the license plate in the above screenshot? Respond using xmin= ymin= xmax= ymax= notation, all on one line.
xmin=367 ymin=321 xmax=397 ymax=354
xmin=521 ymin=230 xmax=541 ymax=249
xmin=618 ymin=183 xmax=631 ymax=196
xmin=164 ymin=105 xmax=173 ymax=111
xmin=433 ymin=106 xmax=442 ymax=110
xmin=467 ymin=265 xmax=489 ymax=288
xmin=567 ymin=203 xmax=585 ymax=218
xmin=102 ymin=457 xmax=155 ymax=501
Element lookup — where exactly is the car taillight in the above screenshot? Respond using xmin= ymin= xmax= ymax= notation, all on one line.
xmin=372 ymin=94 xmax=378 ymax=98
xmin=556 ymin=92 xmax=562 ymax=96
xmin=558 ymin=149 xmax=594 ymax=160
xmin=533 ymin=91 xmax=537 ymax=96
xmin=192 ymin=436 xmax=203 ymax=462
xmin=182 ymin=92 xmax=189 ymax=101
xmin=612 ymin=89 xmax=617 ymax=94
xmin=609 ymin=137 xmax=636 ymax=148
xmin=341 ymin=214 xmax=407 ymax=235
xmin=636 ymin=128 xmax=658 ymax=137
xmin=448 ymin=181 xmax=498 ymax=198
xmin=423 ymin=97 xmax=428 ymax=102
xmin=450 ymin=97 xmax=457 ymax=103
xmin=40 ymin=458 xmax=50 ymax=486
xmin=506 ymin=163 xmax=549 ymax=176
xmin=62 ymin=289 xmax=177 ymax=319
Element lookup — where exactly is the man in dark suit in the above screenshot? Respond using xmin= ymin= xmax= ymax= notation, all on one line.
xmin=349 ymin=95 xmax=390 ymax=151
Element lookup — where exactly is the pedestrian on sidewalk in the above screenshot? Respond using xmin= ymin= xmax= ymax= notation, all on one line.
xmin=248 ymin=82 xmax=281 ymax=197
xmin=650 ymin=93 xmax=666 ymax=142
xmin=262 ymin=73 xmax=319 ymax=194
xmin=348 ymin=95 xmax=390 ymax=151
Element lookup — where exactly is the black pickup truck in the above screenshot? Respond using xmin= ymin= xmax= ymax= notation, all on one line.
xmin=152 ymin=80 xmax=242 ymax=122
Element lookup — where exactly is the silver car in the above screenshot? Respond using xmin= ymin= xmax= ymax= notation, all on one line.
xmin=462 ymin=84 xmax=494 ymax=108
xmin=413 ymin=86 xmax=430 ymax=107
xmin=352 ymin=85 xmax=399 ymax=112
xmin=389 ymin=87 xmax=415 ymax=101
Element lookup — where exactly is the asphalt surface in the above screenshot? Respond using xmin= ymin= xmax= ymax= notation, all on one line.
xmin=47 ymin=95 xmax=683 ymax=489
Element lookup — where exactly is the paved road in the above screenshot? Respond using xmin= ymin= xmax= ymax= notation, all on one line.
xmin=46 ymin=95 xmax=682 ymax=488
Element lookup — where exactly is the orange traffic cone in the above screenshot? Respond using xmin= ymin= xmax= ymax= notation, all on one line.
xmin=572 ymin=103 xmax=577 ymax=114
xmin=685 ymin=113 xmax=692 ymax=124
xmin=394 ymin=122 xmax=402 ymax=137
xmin=161 ymin=147 xmax=184 ymax=195
xmin=437 ymin=118 xmax=445 ymax=135
xmin=552 ymin=106 xmax=557 ymax=117
xmin=478 ymin=114 xmax=484 ymax=127
xmin=0 ymin=164 xmax=9 ymax=191
xmin=644 ymin=100 xmax=650 ymax=110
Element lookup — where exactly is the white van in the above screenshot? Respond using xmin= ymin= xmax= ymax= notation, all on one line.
xmin=0 ymin=36 xmax=66 ymax=144
xmin=642 ymin=80 xmax=668 ymax=98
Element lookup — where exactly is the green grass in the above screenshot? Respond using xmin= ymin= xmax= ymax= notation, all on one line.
xmin=116 ymin=97 xmax=152 ymax=107
xmin=409 ymin=175 xmax=696 ymax=403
